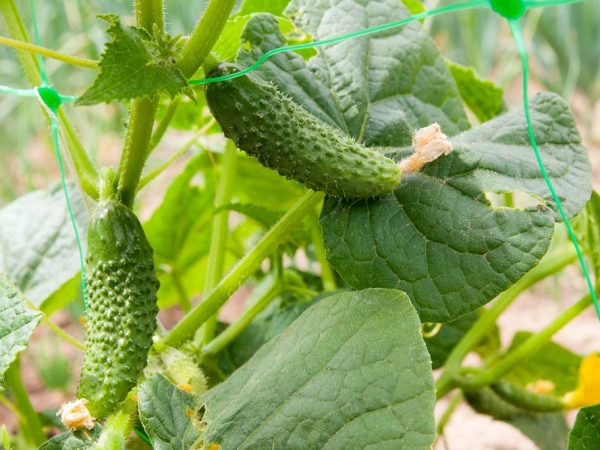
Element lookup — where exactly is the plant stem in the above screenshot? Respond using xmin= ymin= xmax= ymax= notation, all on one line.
xmin=285 ymin=285 xmax=320 ymax=299
xmin=0 ymin=0 xmax=40 ymax=85
xmin=0 ymin=0 xmax=99 ymax=199
xmin=137 ymin=123 xmax=212 ymax=191
xmin=91 ymin=398 xmax=136 ymax=450
xmin=177 ymin=0 xmax=236 ymax=78
xmin=200 ymin=141 xmax=238 ymax=344
xmin=4 ymin=360 xmax=45 ymax=446
xmin=436 ymin=246 xmax=577 ymax=398
xmin=42 ymin=317 xmax=85 ymax=350
xmin=457 ymin=294 xmax=592 ymax=390
xmin=307 ymin=210 xmax=336 ymax=291
xmin=202 ymin=277 xmax=281 ymax=356
xmin=148 ymin=96 xmax=181 ymax=152
xmin=436 ymin=391 xmax=463 ymax=436
xmin=0 ymin=36 xmax=98 ymax=69
xmin=135 ymin=0 xmax=164 ymax=33
xmin=116 ymin=0 xmax=164 ymax=206
xmin=163 ymin=190 xmax=323 ymax=347
xmin=57 ymin=109 xmax=99 ymax=199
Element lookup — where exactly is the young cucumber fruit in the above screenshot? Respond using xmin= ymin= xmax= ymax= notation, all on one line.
xmin=77 ymin=199 xmax=159 ymax=419
xmin=491 ymin=380 xmax=564 ymax=412
xmin=205 ymin=63 xmax=401 ymax=198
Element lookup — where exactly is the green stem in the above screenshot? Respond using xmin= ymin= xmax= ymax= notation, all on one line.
xmin=0 ymin=35 xmax=98 ymax=69
xmin=148 ymin=96 xmax=181 ymax=152
xmin=457 ymin=294 xmax=592 ymax=390
xmin=202 ymin=277 xmax=281 ymax=356
xmin=58 ymin=109 xmax=99 ymax=199
xmin=177 ymin=0 xmax=236 ymax=78
xmin=436 ymin=391 xmax=462 ymax=436
xmin=307 ymin=210 xmax=336 ymax=291
xmin=5 ymin=359 xmax=45 ymax=446
xmin=116 ymin=0 xmax=164 ymax=206
xmin=285 ymin=285 xmax=320 ymax=299
xmin=0 ymin=0 xmax=40 ymax=85
xmin=42 ymin=317 xmax=85 ymax=350
xmin=0 ymin=0 xmax=99 ymax=199
xmin=118 ymin=97 xmax=159 ymax=207
xmin=200 ymin=141 xmax=238 ymax=344
xmin=436 ymin=246 xmax=577 ymax=398
xmin=137 ymin=119 xmax=215 ymax=191
xmin=135 ymin=0 xmax=164 ymax=32
xmin=91 ymin=398 xmax=136 ymax=450
xmin=163 ymin=190 xmax=323 ymax=347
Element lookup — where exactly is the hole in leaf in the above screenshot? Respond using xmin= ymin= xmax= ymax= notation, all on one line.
xmin=484 ymin=190 xmax=544 ymax=210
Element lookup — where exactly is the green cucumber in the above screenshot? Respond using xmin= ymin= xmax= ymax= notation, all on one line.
xmin=77 ymin=198 xmax=159 ymax=418
xmin=463 ymin=387 xmax=520 ymax=420
xmin=491 ymin=380 xmax=564 ymax=412
xmin=205 ymin=63 xmax=401 ymax=198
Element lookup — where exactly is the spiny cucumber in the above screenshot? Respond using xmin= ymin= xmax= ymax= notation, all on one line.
xmin=463 ymin=387 xmax=520 ymax=420
xmin=77 ymin=198 xmax=159 ymax=419
xmin=205 ymin=63 xmax=402 ymax=198
xmin=491 ymin=380 xmax=564 ymax=412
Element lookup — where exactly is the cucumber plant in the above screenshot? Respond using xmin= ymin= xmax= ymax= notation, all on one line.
xmin=0 ymin=0 xmax=599 ymax=449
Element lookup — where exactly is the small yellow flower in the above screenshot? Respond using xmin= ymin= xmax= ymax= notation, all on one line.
xmin=563 ymin=353 xmax=600 ymax=409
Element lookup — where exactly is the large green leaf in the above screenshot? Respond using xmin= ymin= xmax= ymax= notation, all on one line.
xmin=321 ymin=93 xmax=590 ymax=322
xmin=0 ymin=273 xmax=42 ymax=389
xmin=568 ymin=404 xmax=600 ymax=450
xmin=0 ymin=184 xmax=87 ymax=310
xmin=77 ymin=15 xmax=187 ymax=106
xmin=201 ymin=289 xmax=435 ymax=450
xmin=238 ymin=6 xmax=469 ymax=141
xmin=138 ymin=374 xmax=201 ymax=450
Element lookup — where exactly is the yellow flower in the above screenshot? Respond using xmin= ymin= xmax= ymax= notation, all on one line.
xmin=563 ymin=353 xmax=600 ymax=409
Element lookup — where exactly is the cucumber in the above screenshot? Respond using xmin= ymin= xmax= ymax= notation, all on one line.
xmin=491 ymin=380 xmax=564 ymax=412
xmin=463 ymin=387 xmax=520 ymax=420
xmin=205 ymin=63 xmax=401 ymax=198
xmin=77 ymin=199 xmax=159 ymax=418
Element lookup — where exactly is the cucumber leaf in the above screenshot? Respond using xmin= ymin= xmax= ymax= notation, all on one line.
xmin=233 ymin=3 xmax=591 ymax=323
xmin=568 ymin=404 xmax=600 ymax=450
xmin=138 ymin=374 xmax=202 ymax=450
xmin=38 ymin=426 xmax=102 ymax=450
xmin=446 ymin=59 xmax=505 ymax=122
xmin=321 ymin=93 xmax=589 ymax=322
xmin=77 ymin=15 xmax=188 ymax=106
xmin=201 ymin=289 xmax=435 ymax=450
xmin=0 ymin=184 xmax=87 ymax=311
xmin=0 ymin=273 xmax=42 ymax=389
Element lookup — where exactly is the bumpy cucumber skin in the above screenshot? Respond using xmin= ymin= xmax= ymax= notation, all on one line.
xmin=206 ymin=63 xmax=401 ymax=198
xmin=491 ymin=380 xmax=564 ymax=412
xmin=77 ymin=201 xmax=159 ymax=418
xmin=464 ymin=387 xmax=520 ymax=420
